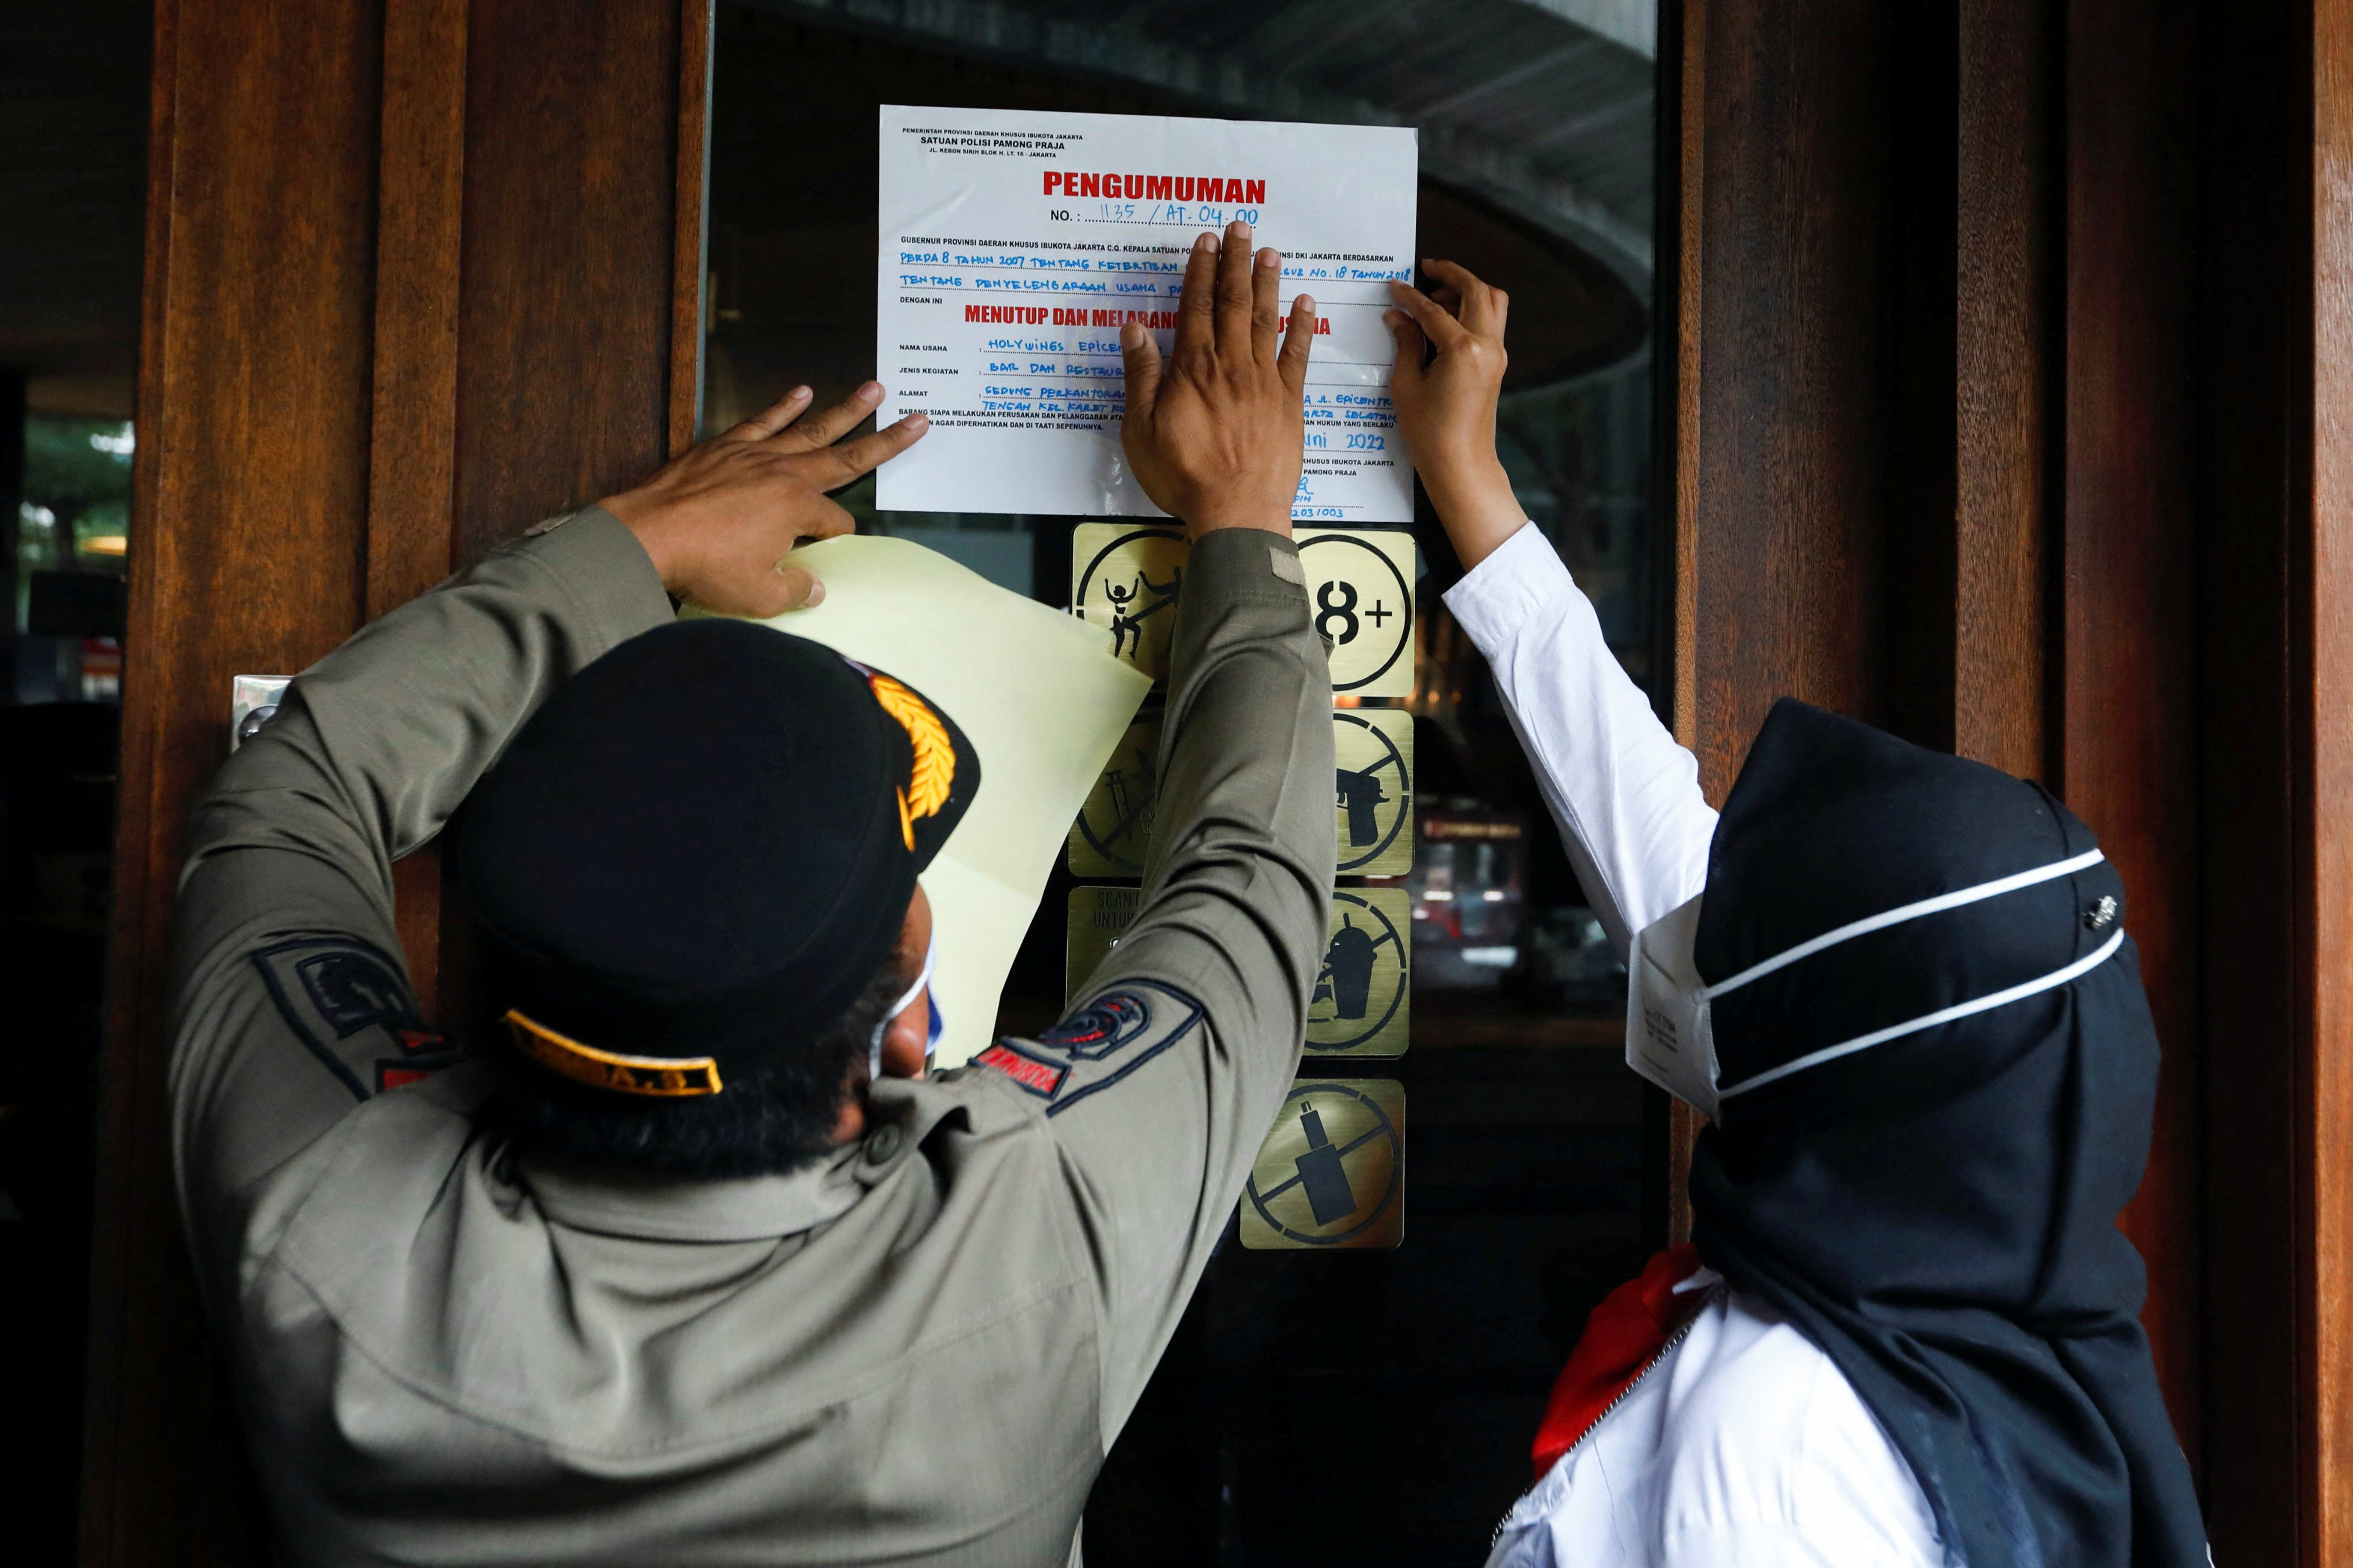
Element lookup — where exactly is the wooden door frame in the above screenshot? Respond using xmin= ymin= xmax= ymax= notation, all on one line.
xmin=2193 ymin=3 xmax=2353 ymax=1559
xmin=82 ymin=0 xmax=387 ymax=1558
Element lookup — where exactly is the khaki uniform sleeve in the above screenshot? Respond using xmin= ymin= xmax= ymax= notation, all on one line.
xmin=971 ymin=526 xmax=1337 ymax=1443
xmin=168 ymin=509 xmax=674 ymax=1282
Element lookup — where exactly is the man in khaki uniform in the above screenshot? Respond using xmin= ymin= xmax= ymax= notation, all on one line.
xmin=168 ymin=224 xmax=1335 ymax=1564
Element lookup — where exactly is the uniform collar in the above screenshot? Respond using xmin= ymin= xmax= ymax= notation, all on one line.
xmin=510 ymin=1076 xmax=954 ymax=1243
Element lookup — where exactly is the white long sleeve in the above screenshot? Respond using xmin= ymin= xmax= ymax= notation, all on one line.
xmin=1440 ymin=521 xmax=1717 ymax=958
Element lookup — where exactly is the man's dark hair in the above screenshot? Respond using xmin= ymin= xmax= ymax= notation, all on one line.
xmin=487 ymin=957 xmax=904 ymax=1179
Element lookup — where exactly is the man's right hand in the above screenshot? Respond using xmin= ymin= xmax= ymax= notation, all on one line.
xmin=599 ymin=382 xmax=928 ymax=617
xmin=1120 ymin=221 xmax=1316 ymax=538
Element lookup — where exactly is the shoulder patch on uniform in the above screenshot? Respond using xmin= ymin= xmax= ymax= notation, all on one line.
xmin=974 ymin=1041 xmax=1070 ymax=1099
xmin=1035 ymin=991 xmax=1162 ymax=1060
xmin=978 ymin=983 xmax=1205 ymax=1116
xmin=375 ymin=1048 xmax=466 ymax=1094
xmin=249 ymin=934 xmax=426 ymax=1102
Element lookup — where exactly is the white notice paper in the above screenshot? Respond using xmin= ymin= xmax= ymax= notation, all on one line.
xmin=876 ymin=105 xmax=1419 ymax=523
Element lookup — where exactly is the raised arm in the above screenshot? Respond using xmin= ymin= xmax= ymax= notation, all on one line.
xmin=169 ymin=388 xmax=926 ymax=1264
xmin=980 ymin=223 xmax=1335 ymax=1439
xmin=1388 ymin=262 xmax=1715 ymax=953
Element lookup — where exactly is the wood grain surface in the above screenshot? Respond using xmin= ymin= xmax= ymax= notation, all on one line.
xmin=83 ymin=1 xmax=690 ymax=1559
xmin=83 ymin=0 xmax=385 ymax=1560
xmin=435 ymin=0 xmax=682 ymax=1033
xmin=453 ymin=0 xmax=679 ymax=562
xmin=1666 ymin=0 xmax=1702 ymax=1243
xmin=1675 ymin=0 xmax=2211 ymax=1476
xmin=369 ymin=0 xmax=468 ymax=1016
xmin=670 ymin=0 xmax=711 ymax=456
xmin=2060 ymin=0 xmax=2203 ymax=1465
xmin=2307 ymin=2 xmax=2353 ymax=1556
xmin=1954 ymin=0 xmax=2055 ymax=783
xmin=2192 ymin=2 xmax=2306 ymax=1556
xmin=1687 ymin=0 xmax=1895 ymax=790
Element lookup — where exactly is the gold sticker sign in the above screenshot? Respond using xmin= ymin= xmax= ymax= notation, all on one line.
xmin=1072 ymin=523 xmax=1188 ymax=685
xmin=1334 ymin=707 xmax=1414 ymax=877
xmin=1066 ymin=884 xmax=1143 ymax=999
xmin=1069 ymin=710 xmax=1164 ymax=877
xmin=1297 ymin=526 xmax=1416 ymax=698
xmin=1308 ymin=887 xmax=1411 ymax=1058
xmin=1241 ymin=1078 xmax=1405 ymax=1249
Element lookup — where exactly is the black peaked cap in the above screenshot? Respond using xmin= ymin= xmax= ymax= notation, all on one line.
xmin=458 ymin=618 xmax=977 ymax=1068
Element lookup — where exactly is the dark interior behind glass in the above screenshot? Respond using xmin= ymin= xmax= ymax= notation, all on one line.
xmin=705 ymin=5 xmax=1665 ymax=1557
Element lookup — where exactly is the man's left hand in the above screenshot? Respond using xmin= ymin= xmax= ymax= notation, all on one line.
xmin=600 ymin=382 xmax=928 ymax=616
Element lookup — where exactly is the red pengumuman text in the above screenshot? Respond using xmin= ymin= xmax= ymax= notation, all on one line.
xmin=1044 ymin=173 xmax=1268 ymax=203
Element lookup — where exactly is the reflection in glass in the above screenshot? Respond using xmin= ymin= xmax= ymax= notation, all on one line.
xmin=706 ymin=4 xmax=1662 ymax=1557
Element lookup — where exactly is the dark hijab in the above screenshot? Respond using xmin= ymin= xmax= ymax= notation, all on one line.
xmin=1689 ymin=700 xmax=2206 ymax=1568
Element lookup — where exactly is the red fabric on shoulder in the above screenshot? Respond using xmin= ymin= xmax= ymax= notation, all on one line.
xmin=1530 ymin=1243 xmax=1709 ymax=1479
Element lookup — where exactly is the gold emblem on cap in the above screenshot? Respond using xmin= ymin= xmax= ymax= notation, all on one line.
xmin=868 ymin=672 xmax=956 ymax=850
xmin=503 ymin=1009 xmax=723 ymax=1097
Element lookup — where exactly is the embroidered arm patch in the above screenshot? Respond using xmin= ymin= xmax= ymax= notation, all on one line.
xmin=249 ymin=934 xmax=450 ymax=1101
xmin=976 ymin=982 xmax=1205 ymax=1116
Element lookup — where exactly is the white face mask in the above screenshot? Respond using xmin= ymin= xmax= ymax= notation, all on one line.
xmin=1626 ymin=847 xmax=2123 ymax=1118
xmin=869 ymin=924 xmax=942 ymax=1086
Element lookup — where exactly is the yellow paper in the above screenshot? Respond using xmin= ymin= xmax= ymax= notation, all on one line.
xmin=693 ymin=535 xmax=1151 ymax=1067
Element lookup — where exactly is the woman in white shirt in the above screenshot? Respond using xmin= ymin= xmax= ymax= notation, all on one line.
xmin=1384 ymin=265 xmax=2208 ymax=1568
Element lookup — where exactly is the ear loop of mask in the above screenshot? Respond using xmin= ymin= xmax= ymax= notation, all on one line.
xmin=1716 ymin=924 xmax=2123 ymax=1101
xmin=869 ymin=926 xmax=940 ymax=1086
xmin=1634 ymin=845 xmax=2118 ymax=1109
xmin=1704 ymin=846 xmax=2109 ymax=1004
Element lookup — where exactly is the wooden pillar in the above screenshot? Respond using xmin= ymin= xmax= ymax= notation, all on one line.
xmin=1685 ymin=0 xmax=1904 ymax=789
xmin=82 ymin=0 xmax=695 ymax=1559
xmin=1674 ymin=0 xmax=2207 ymax=1467
xmin=2059 ymin=0 xmax=2203 ymax=1471
xmin=2195 ymin=1 xmax=2353 ymax=1559
xmin=367 ymin=0 xmax=470 ymax=1016
xmin=84 ymin=0 xmax=384 ymax=1560
xmin=1953 ymin=0 xmax=2057 ymax=783
xmin=2308 ymin=0 xmax=2353 ymax=1529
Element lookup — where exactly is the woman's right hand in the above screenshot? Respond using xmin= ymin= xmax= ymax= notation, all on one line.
xmin=1387 ymin=260 xmax=1526 ymax=570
